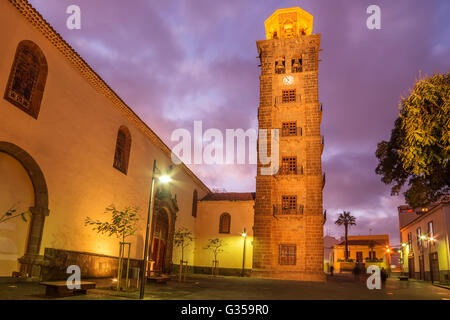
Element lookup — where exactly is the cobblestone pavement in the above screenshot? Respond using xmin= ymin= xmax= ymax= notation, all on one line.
xmin=0 ymin=273 xmax=449 ymax=300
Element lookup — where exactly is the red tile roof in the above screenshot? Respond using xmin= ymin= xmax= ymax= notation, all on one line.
xmin=201 ymin=192 xmax=256 ymax=201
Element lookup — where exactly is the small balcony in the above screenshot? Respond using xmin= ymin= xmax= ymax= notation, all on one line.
xmin=277 ymin=166 xmax=303 ymax=176
xmin=275 ymin=95 xmax=301 ymax=106
xmin=281 ymin=127 xmax=302 ymax=137
xmin=273 ymin=204 xmax=304 ymax=215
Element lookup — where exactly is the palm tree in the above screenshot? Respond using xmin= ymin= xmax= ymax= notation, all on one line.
xmin=335 ymin=211 xmax=356 ymax=261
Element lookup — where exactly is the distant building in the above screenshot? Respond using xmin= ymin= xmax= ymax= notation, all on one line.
xmin=398 ymin=196 xmax=450 ymax=282
xmin=323 ymin=236 xmax=340 ymax=272
xmin=330 ymin=235 xmax=391 ymax=272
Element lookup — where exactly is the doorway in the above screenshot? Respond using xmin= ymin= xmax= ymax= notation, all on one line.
xmin=429 ymin=252 xmax=440 ymax=282
xmin=151 ymin=209 xmax=169 ymax=273
xmin=356 ymin=252 xmax=363 ymax=262
xmin=408 ymin=257 xmax=415 ymax=278
xmin=419 ymin=255 xmax=425 ymax=280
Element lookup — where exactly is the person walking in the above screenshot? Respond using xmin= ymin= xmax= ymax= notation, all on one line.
xmin=381 ymin=267 xmax=387 ymax=284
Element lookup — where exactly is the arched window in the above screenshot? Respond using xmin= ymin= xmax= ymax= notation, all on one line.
xmin=4 ymin=40 xmax=48 ymax=119
xmin=192 ymin=190 xmax=198 ymax=218
xmin=219 ymin=213 xmax=231 ymax=234
xmin=113 ymin=126 xmax=131 ymax=174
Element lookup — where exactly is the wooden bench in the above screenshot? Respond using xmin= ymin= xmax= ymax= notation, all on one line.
xmin=40 ymin=281 xmax=96 ymax=297
xmin=398 ymin=276 xmax=409 ymax=281
xmin=147 ymin=275 xmax=171 ymax=284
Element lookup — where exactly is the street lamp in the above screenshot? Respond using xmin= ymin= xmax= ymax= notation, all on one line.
xmin=241 ymin=228 xmax=247 ymax=277
xmin=139 ymin=160 xmax=172 ymax=300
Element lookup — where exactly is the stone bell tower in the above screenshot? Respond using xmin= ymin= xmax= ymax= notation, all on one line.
xmin=252 ymin=7 xmax=325 ymax=281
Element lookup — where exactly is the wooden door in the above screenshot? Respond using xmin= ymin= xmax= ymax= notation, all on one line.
xmin=419 ymin=255 xmax=425 ymax=280
xmin=408 ymin=257 xmax=415 ymax=278
xmin=429 ymin=252 xmax=440 ymax=282
xmin=356 ymin=252 xmax=363 ymax=262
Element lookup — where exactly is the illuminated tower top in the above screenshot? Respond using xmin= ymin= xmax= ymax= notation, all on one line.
xmin=264 ymin=7 xmax=314 ymax=40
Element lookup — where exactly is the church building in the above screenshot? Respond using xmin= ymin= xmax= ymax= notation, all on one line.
xmin=0 ymin=1 xmax=325 ymax=282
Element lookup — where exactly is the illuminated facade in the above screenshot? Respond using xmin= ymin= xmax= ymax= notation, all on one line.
xmin=0 ymin=2 xmax=326 ymax=281
xmin=398 ymin=198 xmax=450 ymax=282
xmin=329 ymin=235 xmax=391 ymax=273
xmin=252 ymin=8 xmax=325 ymax=281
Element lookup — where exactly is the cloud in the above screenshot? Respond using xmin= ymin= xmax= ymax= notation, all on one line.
xmin=28 ymin=0 xmax=449 ymax=245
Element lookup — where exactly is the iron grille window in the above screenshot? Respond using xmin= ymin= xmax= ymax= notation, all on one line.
xmin=4 ymin=41 xmax=48 ymax=119
xmin=282 ymin=89 xmax=296 ymax=103
xmin=219 ymin=213 xmax=231 ymax=234
xmin=281 ymin=156 xmax=297 ymax=175
xmin=282 ymin=122 xmax=298 ymax=136
xmin=279 ymin=244 xmax=296 ymax=265
xmin=282 ymin=195 xmax=297 ymax=214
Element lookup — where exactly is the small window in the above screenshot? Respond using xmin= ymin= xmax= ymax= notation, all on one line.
xmin=427 ymin=221 xmax=434 ymax=238
xmin=282 ymin=89 xmax=296 ymax=103
xmin=416 ymin=227 xmax=422 ymax=247
xmin=282 ymin=122 xmax=298 ymax=137
xmin=275 ymin=57 xmax=285 ymax=74
xmin=279 ymin=244 xmax=296 ymax=265
xmin=369 ymin=251 xmax=377 ymax=259
xmin=192 ymin=190 xmax=198 ymax=218
xmin=113 ymin=126 xmax=131 ymax=174
xmin=291 ymin=58 xmax=303 ymax=73
xmin=282 ymin=195 xmax=297 ymax=214
xmin=281 ymin=156 xmax=297 ymax=175
xmin=408 ymin=232 xmax=413 ymax=251
xmin=219 ymin=213 xmax=231 ymax=234
xmin=4 ymin=40 xmax=48 ymax=119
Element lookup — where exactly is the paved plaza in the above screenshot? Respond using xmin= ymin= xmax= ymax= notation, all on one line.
xmin=0 ymin=273 xmax=449 ymax=300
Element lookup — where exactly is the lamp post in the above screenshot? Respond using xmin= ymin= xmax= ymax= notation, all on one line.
xmin=139 ymin=160 xmax=172 ymax=300
xmin=241 ymin=228 xmax=247 ymax=277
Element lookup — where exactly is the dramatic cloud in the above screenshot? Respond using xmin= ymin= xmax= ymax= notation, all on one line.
xmin=29 ymin=0 xmax=450 ymax=245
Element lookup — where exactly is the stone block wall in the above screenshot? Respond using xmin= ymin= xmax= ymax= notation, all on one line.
xmin=253 ymin=34 xmax=325 ymax=281
xmin=41 ymin=248 xmax=142 ymax=281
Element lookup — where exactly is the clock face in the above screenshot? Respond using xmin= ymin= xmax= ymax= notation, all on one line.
xmin=283 ymin=75 xmax=294 ymax=85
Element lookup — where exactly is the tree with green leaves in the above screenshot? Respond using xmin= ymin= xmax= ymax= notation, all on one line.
xmin=85 ymin=205 xmax=140 ymax=289
xmin=174 ymin=227 xmax=194 ymax=262
xmin=174 ymin=227 xmax=194 ymax=282
xmin=204 ymin=238 xmax=225 ymax=276
xmin=85 ymin=205 xmax=139 ymax=242
xmin=375 ymin=72 xmax=449 ymax=207
xmin=335 ymin=211 xmax=356 ymax=261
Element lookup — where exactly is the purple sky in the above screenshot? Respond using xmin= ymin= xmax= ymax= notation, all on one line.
xmin=28 ymin=0 xmax=450 ymax=245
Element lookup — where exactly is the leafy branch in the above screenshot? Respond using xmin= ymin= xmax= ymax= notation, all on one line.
xmin=85 ymin=205 xmax=140 ymax=242
xmin=1 ymin=206 xmax=29 ymax=225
